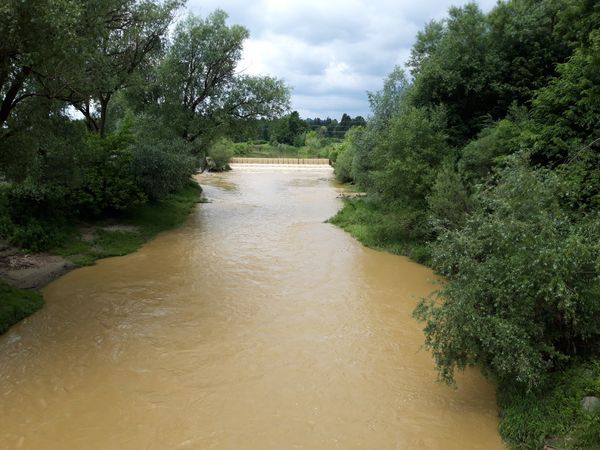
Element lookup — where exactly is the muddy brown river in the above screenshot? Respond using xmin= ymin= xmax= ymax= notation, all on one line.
xmin=0 ymin=166 xmax=504 ymax=449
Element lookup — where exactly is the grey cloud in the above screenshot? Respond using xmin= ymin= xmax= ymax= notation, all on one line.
xmin=186 ymin=0 xmax=499 ymax=119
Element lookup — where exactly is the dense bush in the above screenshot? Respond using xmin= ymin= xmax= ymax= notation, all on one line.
xmin=0 ymin=115 xmax=201 ymax=251
xmin=69 ymin=133 xmax=147 ymax=215
xmin=426 ymin=162 xmax=471 ymax=233
xmin=207 ymin=138 xmax=234 ymax=171
xmin=5 ymin=179 xmax=66 ymax=221
xmin=370 ymin=106 xmax=449 ymax=206
xmin=334 ymin=126 xmax=364 ymax=183
xmin=131 ymin=140 xmax=198 ymax=200
xmin=415 ymin=159 xmax=600 ymax=390
xmin=334 ymin=142 xmax=355 ymax=183
xmin=458 ymin=113 xmax=531 ymax=183
xmin=9 ymin=219 xmax=70 ymax=252
xmin=498 ymin=358 xmax=600 ymax=450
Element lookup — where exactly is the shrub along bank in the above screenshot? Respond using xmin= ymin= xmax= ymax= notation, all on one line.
xmin=0 ymin=180 xmax=202 ymax=334
xmin=330 ymin=1 xmax=600 ymax=448
xmin=1 ymin=3 xmax=289 ymax=333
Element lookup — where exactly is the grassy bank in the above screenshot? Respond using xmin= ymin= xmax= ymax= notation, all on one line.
xmin=328 ymin=197 xmax=431 ymax=264
xmin=52 ymin=181 xmax=202 ymax=266
xmin=499 ymin=359 xmax=600 ymax=450
xmin=0 ymin=181 xmax=202 ymax=334
xmin=0 ymin=281 xmax=44 ymax=334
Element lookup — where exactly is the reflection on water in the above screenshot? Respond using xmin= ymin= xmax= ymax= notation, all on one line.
xmin=0 ymin=165 xmax=503 ymax=449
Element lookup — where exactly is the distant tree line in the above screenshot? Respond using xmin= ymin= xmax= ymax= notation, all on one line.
xmin=227 ymin=111 xmax=367 ymax=146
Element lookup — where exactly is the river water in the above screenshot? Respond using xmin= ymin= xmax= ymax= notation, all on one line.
xmin=0 ymin=166 xmax=503 ymax=449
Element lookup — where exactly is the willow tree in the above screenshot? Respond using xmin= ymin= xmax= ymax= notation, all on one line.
xmin=73 ymin=0 xmax=181 ymax=137
xmin=0 ymin=0 xmax=83 ymax=129
xmin=156 ymin=11 xmax=290 ymax=149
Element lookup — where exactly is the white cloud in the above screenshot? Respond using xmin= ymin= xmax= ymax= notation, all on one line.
xmin=186 ymin=0 xmax=498 ymax=118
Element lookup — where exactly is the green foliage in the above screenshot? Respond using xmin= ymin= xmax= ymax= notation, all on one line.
xmin=271 ymin=111 xmax=308 ymax=146
xmin=329 ymin=199 xmax=431 ymax=264
xmin=0 ymin=281 xmax=44 ymax=335
xmin=348 ymin=68 xmax=410 ymax=190
xmin=414 ymin=160 xmax=600 ymax=390
xmin=156 ymin=11 xmax=289 ymax=144
xmin=409 ymin=0 xmax=584 ymax=145
xmin=367 ymin=66 xmax=409 ymax=125
xmin=458 ymin=106 xmax=534 ymax=183
xmin=531 ymin=30 xmax=600 ymax=157
xmin=9 ymin=219 xmax=70 ymax=253
xmin=0 ymin=0 xmax=84 ymax=126
xmin=129 ymin=115 xmax=199 ymax=200
xmin=69 ymin=133 xmax=147 ymax=215
xmin=410 ymin=3 xmax=496 ymax=143
xmin=131 ymin=141 xmax=197 ymax=200
xmin=54 ymin=181 xmax=201 ymax=266
xmin=370 ymin=106 xmax=450 ymax=206
xmin=486 ymin=0 xmax=575 ymax=111
xmin=498 ymin=358 xmax=600 ymax=450
xmin=1 ymin=179 xmax=71 ymax=251
xmin=334 ymin=140 xmax=356 ymax=183
xmin=426 ymin=162 xmax=471 ymax=233
xmin=5 ymin=179 xmax=66 ymax=222
xmin=528 ymin=30 xmax=600 ymax=210
xmin=333 ymin=127 xmax=363 ymax=183
xmin=207 ymin=138 xmax=234 ymax=171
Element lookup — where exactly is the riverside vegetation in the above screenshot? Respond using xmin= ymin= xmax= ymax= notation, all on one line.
xmin=330 ymin=1 xmax=600 ymax=448
xmin=0 ymin=1 xmax=289 ymax=331
xmin=1 ymin=0 xmax=599 ymax=448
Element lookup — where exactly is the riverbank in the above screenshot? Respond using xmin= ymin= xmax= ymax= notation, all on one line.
xmin=0 ymin=181 xmax=202 ymax=334
xmin=330 ymin=194 xmax=600 ymax=450
xmin=328 ymin=197 xmax=431 ymax=264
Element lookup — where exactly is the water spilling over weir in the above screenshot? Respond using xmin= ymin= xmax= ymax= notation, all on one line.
xmin=229 ymin=157 xmax=330 ymax=165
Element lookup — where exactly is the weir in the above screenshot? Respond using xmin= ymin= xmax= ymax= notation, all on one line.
xmin=230 ymin=157 xmax=330 ymax=165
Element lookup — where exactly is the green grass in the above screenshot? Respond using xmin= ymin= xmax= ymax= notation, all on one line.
xmin=328 ymin=197 xmax=431 ymax=264
xmin=498 ymin=358 xmax=600 ymax=450
xmin=52 ymin=181 xmax=201 ymax=266
xmin=0 ymin=281 xmax=44 ymax=334
xmin=232 ymin=142 xmax=336 ymax=159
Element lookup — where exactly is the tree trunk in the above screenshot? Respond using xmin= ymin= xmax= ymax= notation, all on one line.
xmin=0 ymin=67 xmax=31 ymax=126
xmin=77 ymin=100 xmax=99 ymax=133
xmin=99 ymin=94 xmax=111 ymax=138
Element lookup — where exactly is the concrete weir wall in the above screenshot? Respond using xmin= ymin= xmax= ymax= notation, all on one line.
xmin=230 ymin=157 xmax=330 ymax=165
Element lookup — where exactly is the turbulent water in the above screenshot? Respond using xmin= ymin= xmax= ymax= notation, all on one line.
xmin=0 ymin=166 xmax=503 ymax=449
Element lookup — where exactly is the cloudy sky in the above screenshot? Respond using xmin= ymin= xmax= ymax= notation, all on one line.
xmin=186 ymin=0 xmax=497 ymax=119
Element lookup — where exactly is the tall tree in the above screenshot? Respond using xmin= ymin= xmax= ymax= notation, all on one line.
xmin=73 ymin=0 xmax=180 ymax=137
xmin=156 ymin=11 xmax=289 ymax=148
xmin=0 ymin=0 xmax=83 ymax=130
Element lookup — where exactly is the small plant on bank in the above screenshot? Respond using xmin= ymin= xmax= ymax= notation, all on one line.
xmin=0 ymin=281 xmax=44 ymax=334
